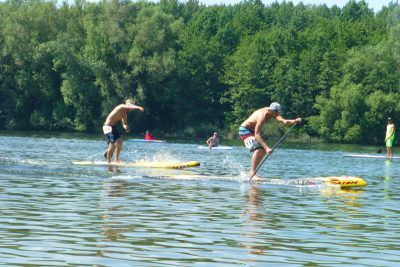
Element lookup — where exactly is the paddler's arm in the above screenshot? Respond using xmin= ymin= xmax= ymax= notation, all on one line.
xmin=275 ymin=115 xmax=302 ymax=125
xmin=206 ymin=137 xmax=212 ymax=148
xmin=122 ymin=104 xmax=144 ymax=132
xmin=386 ymin=126 xmax=395 ymax=141
xmin=254 ymin=116 xmax=272 ymax=154
xmin=125 ymin=104 xmax=144 ymax=112
xmin=121 ymin=112 xmax=130 ymax=133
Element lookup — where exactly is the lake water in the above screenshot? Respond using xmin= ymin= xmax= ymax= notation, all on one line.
xmin=0 ymin=134 xmax=399 ymax=266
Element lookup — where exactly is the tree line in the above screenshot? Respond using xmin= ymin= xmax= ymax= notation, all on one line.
xmin=0 ymin=0 xmax=399 ymax=144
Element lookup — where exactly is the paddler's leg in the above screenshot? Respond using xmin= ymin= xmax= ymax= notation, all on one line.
xmin=106 ymin=143 xmax=115 ymax=163
xmin=104 ymin=126 xmax=120 ymax=163
xmin=114 ymin=139 xmax=123 ymax=163
xmin=250 ymin=148 xmax=265 ymax=180
xmin=387 ymin=146 xmax=392 ymax=158
xmin=386 ymin=138 xmax=393 ymax=158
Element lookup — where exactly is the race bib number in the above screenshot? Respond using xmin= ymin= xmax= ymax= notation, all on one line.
xmin=103 ymin=125 xmax=112 ymax=134
xmin=244 ymin=136 xmax=258 ymax=150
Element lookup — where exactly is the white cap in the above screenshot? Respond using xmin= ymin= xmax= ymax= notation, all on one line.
xmin=270 ymin=102 xmax=282 ymax=113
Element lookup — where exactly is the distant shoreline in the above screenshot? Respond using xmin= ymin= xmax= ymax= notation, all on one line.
xmin=1 ymin=130 xmax=393 ymax=148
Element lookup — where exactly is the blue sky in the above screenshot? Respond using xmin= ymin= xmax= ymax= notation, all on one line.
xmin=198 ymin=0 xmax=397 ymax=12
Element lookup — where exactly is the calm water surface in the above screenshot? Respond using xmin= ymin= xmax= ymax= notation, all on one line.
xmin=0 ymin=134 xmax=399 ymax=266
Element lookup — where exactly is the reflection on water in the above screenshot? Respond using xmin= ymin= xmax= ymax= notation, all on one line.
xmin=0 ymin=134 xmax=400 ymax=266
xmin=100 ymin=179 xmax=130 ymax=243
xmin=241 ymin=184 xmax=265 ymax=256
xmin=383 ymin=159 xmax=395 ymax=202
xmin=321 ymin=188 xmax=365 ymax=208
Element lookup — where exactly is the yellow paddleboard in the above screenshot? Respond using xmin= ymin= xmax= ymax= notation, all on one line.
xmin=146 ymin=174 xmax=367 ymax=188
xmin=259 ymin=176 xmax=367 ymax=188
xmin=72 ymin=160 xmax=200 ymax=169
xmin=311 ymin=176 xmax=367 ymax=188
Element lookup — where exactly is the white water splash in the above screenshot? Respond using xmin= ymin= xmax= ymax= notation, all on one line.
xmin=223 ymin=156 xmax=246 ymax=176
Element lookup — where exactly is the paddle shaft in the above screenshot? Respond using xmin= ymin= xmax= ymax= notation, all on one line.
xmin=249 ymin=123 xmax=297 ymax=181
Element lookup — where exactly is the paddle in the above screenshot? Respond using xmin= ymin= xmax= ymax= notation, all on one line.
xmin=377 ymin=130 xmax=394 ymax=153
xmin=104 ymin=132 xmax=127 ymax=159
xmin=249 ymin=123 xmax=297 ymax=181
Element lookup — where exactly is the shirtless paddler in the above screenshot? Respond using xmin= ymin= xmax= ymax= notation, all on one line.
xmin=239 ymin=102 xmax=302 ymax=180
xmin=103 ymin=99 xmax=144 ymax=163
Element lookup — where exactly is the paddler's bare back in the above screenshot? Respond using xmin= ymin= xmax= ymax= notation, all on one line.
xmin=241 ymin=107 xmax=274 ymax=130
xmin=104 ymin=104 xmax=127 ymax=126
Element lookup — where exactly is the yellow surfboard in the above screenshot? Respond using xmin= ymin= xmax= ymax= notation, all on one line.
xmin=72 ymin=160 xmax=200 ymax=169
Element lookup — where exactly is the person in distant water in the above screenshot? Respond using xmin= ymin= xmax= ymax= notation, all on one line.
xmin=386 ymin=117 xmax=395 ymax=158
xmin=103 ymin=98 xmax=144 ymax=163
xmin=144 ymin=130 xmax=154 ymax=141
xmin=206 ymin=132 xmax=219 ymax=149
xmin=239 ymin=102 xmax=302 ymax=180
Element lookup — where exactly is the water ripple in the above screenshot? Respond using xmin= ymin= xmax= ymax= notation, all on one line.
xmin=1 ymin=135 xmax=400 ymax=266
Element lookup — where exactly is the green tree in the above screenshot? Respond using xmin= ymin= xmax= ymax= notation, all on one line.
xmin=127 ymin=5 xmax=184 ymax=130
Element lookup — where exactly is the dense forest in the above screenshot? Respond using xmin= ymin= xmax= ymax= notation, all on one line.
xmin=0 ymin=0 xmax=399 ymax=144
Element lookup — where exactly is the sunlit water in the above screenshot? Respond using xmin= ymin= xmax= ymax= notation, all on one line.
xmin=0 ymin=134 xmax=399 ymax=266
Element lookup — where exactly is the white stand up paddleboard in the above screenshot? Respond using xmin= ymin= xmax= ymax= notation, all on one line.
xmin=343 ymin=153 xmax=400 ymax=160
xmin=198 ymin=146 xmax=232 ymax=150
xmin=72 ymin=160 xmax=200 ymax=169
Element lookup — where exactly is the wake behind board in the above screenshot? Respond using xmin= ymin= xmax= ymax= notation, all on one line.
xmin=198 ymin=146 xmax=233 ymax=150
xmin=147 ymin=174 xmax=367 ymax=188
xmin=72 ymin=160 xmax=200 ymax=169
xmin=128 ymin=139 xmax=166 ymax=143
xmin=343 ymin=153 xmax=400 ymax=160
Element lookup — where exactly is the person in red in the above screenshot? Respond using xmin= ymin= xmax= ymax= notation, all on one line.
xmin=144 ymin=130 xmax=154 ymax=140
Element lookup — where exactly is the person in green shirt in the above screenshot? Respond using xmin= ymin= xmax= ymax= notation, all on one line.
xmin=386 ymin=117 xmax=395 ymax=158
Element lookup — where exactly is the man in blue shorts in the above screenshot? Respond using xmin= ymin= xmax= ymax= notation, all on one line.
xmin=103 ymin=99 xmax=144 ymax=163
xmin=239 ymin=102 xmax=301 ymax=180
